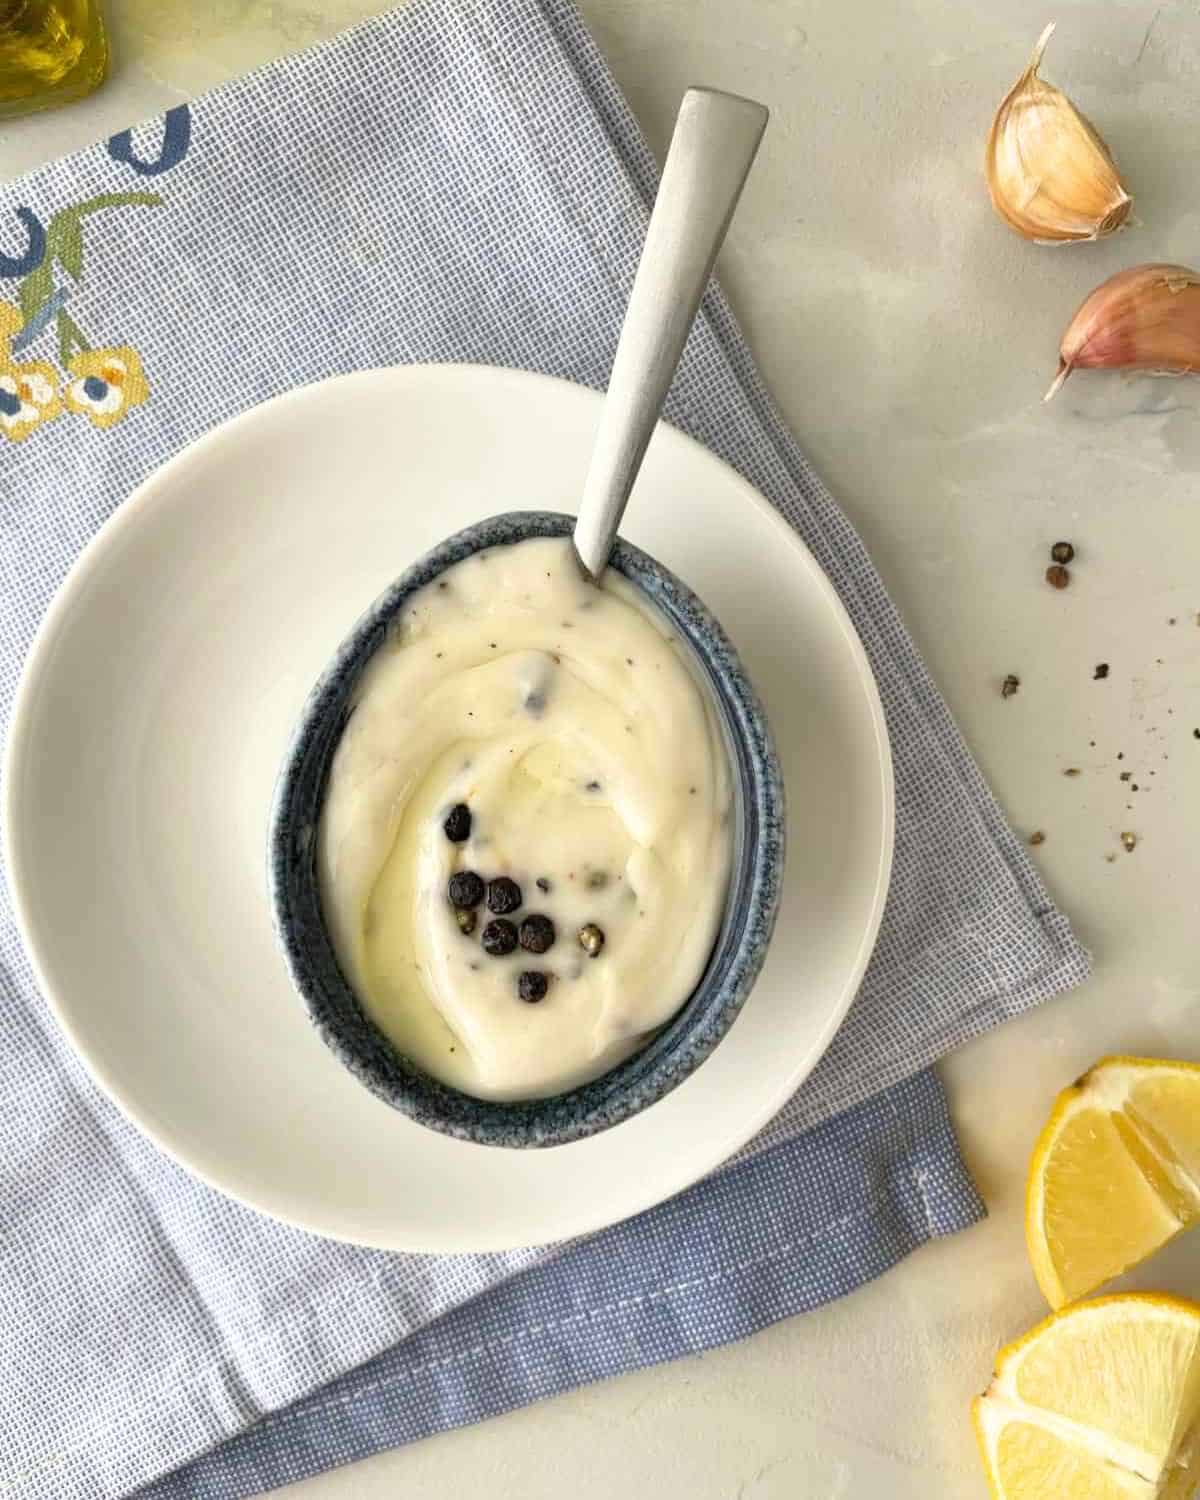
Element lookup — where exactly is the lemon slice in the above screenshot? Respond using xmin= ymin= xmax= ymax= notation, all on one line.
xmin=1026 ymin=1057 xmax=1200 ymax=1308
xmin=973 ymin=1294 xmax=1200 ymax=1499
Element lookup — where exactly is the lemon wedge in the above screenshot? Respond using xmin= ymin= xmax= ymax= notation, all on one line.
xmin=1025 ymin=1057 xmax=1200 ymax=1309
xmin=974 ymin=1294 xmax=1200 ymax=1499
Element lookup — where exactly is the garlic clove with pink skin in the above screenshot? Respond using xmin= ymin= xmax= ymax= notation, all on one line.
xmin=986 ymin=22 xmax=1132 ymax=244
xmin=1045 ymin=263 xmax=1200 ymax=401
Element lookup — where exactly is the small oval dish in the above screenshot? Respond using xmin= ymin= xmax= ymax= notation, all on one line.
xmin=269 ymin=510 xmax=785 ymax=1148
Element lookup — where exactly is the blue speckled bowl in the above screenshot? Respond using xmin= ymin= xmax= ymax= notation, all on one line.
xmin=269 ymin=512 xmax=784 ymax=1148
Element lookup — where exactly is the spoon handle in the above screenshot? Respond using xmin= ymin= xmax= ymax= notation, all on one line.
xmin=573 ymin=87 xmax=768 ymax=580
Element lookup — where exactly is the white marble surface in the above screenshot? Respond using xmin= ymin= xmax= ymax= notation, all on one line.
xmin=5 ymin=2 xmax=1200 ymax=1496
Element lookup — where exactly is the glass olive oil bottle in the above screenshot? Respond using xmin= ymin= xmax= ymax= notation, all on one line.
xmin=0 ymin=0 xmax=107 ymax=120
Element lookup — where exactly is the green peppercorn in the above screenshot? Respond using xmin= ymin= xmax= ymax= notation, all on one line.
xmin=578 ymin=923 xmax=605 ymax=958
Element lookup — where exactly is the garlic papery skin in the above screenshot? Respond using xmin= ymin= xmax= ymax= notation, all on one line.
xmin=986 ymin=22 xmax=1132 ymax=244
xmin=1045 ymin=264 xmax=1200 ymax=401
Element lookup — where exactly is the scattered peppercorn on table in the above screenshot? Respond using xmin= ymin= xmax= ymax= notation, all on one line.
xmin=5 ymin=3 xmax=1200 ymax=1498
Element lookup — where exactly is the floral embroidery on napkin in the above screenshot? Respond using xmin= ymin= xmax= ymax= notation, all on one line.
xmin=0 ymin=105 xmax=192 ymax=443
xmin=62 ymin=347 xmax=150 ymax=430
xmin=0 ymin=355 xmax=61 ymax=442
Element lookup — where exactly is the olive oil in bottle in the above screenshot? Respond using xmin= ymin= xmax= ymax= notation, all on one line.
xmin=0 ymin=0 xmax=107 ymax=120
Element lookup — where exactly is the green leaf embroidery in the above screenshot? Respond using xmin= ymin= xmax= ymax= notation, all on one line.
xmin=73 ymin=191 xmax=162 ymax=219
xmin=11 ymin=190 xmax=160 ymax=365
xmin=18 ymin=262 xmax=52 ymax=324
xmin=44 ymin=193 xmax=162 ymax=287
xmin=56 ymin=310 xmax=90 ymax=364
xmin=48 ymin=213 xmax=84 ymax=280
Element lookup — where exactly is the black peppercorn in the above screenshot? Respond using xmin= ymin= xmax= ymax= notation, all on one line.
xmin=447 ymin=870 xmax=484 ymax=909
xmin=1001 ymin=673 xmax=1020 ymax=700
xmin=517 ymin=971 xmax=549 ymax=1003
xmin=519 ymin=914 xmax=556 ymax=954
xmin=443 ymin=803 xmax=471 ymax=842
xmin=1050 ymin=541 xmax=1075 ymax=565
xmin=486 ymin=877 xmax=522 ymax=915
xmin=481 ymin=919 xmax=518 ymax=957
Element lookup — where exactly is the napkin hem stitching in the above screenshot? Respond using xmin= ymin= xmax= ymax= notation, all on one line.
xmin=0 ymin=1205 xmax=876 ymax=1494
xmin=215 ymin=1202 xmax=889 ymax=1441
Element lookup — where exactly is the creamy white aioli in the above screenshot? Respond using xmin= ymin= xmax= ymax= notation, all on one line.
xmin=318 ymin=536 xmax=733 ymax=1100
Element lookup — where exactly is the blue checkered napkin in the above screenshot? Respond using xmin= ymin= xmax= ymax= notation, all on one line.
xmin=0 ymin=2 xmax=1089 ymax=1496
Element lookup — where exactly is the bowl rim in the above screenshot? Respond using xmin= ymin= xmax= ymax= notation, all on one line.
xmin=268 ymin=511 xmax=785 ymax=1148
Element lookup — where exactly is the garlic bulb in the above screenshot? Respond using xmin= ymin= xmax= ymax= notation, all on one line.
xmin=1046 ymin=264 xmax=1200 ymax=400
xmin=986 ymin=23 xmax=1132 ymax=244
